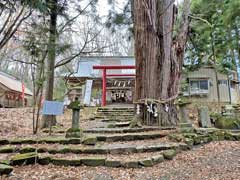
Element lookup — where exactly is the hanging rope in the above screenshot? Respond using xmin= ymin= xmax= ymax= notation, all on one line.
xmin=133 ymin=93 xmax=178 ymax=105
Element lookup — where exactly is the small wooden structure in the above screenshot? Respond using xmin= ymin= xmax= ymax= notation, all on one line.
xmin=0 ymin=71 xmax=32 ymax=108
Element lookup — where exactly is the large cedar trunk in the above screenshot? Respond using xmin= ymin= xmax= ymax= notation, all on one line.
xmin=41 ymin=0 xmax=58 ymax=128
xmin=134 ymin=0 xmax=190 ymax=126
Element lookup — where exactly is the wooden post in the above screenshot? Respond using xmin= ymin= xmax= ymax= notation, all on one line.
xmin=102 ymin=69 xmax=106 ymax=106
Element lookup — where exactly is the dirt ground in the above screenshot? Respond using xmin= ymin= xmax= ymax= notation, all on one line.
xmin=0 ymin=141 xmax=239 ymax=180
xmin=0 ymin=107 xmax=96 ymax=138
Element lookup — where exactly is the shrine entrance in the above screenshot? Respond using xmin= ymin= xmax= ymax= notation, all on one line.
xmin=93 ymin=65 xmax=136 ymax=106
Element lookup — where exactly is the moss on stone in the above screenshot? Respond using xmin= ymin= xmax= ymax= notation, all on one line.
xmin=66 ymin=138 xmax=81 ymax=144
xmin=122 ymin=161 xmax=139 ymax=168
xmin=81 ymin=136 xmax=97 ymax=145
xmin=19 ymin=147 xmax=36 ymax=154
xmin=81 ymin=157 xmax=106 ymax=166
xmin=0 ymin=164 xmax=13 ymax=175
xmin=65 ymin=128 xmax=83 ymax=138
xmin=10 ymin=152 xmax=38 ymax=166
xmin=10 ymin=139 xmax=37 ymax=145
xmin=0 ymin=160 xmax=10 ymax=165
xmin=107 ymin=124 xmax=116 ymax=128
xmin=168 ymin=133 xmax=184 ymax=142
xmin=151 ymin=154 xmax=164 ymax=164
xmin=51 ymin=158 xmax=81 ymax=166
xmin=0 ymin=146 xmax=16 ymax=153
xmin=215 ymin=116 xmax=240 ymax=129
xmin=68 ymin=100 xmax=82 ymax=110
xmin=162 ymin=150 xmax=177 ymax=160
xmin=105 ymin=160 xmax=121 ymax=167
xmin=58 ymin=147 xmax=71 ymax=154
xmin=129 ymin=116 xmax=142 ymax=128
xmin=139 ymin=158 xmax=154 ymax=167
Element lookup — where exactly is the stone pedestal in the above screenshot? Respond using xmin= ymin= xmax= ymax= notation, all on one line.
xmin=198 ymin=106 xmax=212 ymax=128
xmin=72 ymin=109 xmax=80 ymax=129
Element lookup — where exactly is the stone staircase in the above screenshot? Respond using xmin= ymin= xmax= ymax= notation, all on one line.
xmin=1 ymin=106 xmax=240 ymax=175
xmin=93 ymin=107 xmax=135 ymax=123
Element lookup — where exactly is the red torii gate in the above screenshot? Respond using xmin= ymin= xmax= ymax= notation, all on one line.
xmin=93 ymin=65 xmax=136 ymax=106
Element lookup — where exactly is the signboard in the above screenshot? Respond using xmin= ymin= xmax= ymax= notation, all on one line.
xmin=42 ymin=101 xmax=64 ymax=115
xmin=83 ymin=80 xmax=93 ymax=105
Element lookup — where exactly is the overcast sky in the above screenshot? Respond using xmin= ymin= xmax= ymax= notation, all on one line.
xmin=97 ymin=0 xmax=184 ymax=17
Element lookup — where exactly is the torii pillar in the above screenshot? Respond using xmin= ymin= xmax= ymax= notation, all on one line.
xmin=93 ymin=65 xmax=135 ymax=106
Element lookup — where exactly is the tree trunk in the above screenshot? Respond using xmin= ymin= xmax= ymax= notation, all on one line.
xmin=134 ymin=0 xmax=190 ymax=126
xmin=41 ymin=0 xmax=58 ymax=128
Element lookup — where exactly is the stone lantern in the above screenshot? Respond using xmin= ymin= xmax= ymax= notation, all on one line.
xmin=66 ymin=97 xmax=83 ymax=138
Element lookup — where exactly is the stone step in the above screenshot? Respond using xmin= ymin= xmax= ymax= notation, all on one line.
xmin=0 ymin=131 xmax=174 ymax=149
xmin=97 ymin=110 xmax=134 ymax=113
xmin=97 ymin=107 xmax=134 ymax=111
xmin=107 ymin=122 xmax=131 ymax=128
xmin=0 ymin=163 xmax=13 ymax=175
xmin=0 ymin=136 xmax=96 ymax=146
xmin=1 ymin=150 xmax=178 ymax=168
xmin=96 ymin=114 xmax=134 ymax=117
xmin=0 ymin=142 xmax=187 ymax=155
xmin=101 ymin=118 xmax=133 ymax=122
xmin=84 ymin=126 xmax=176 ymax=133
xmin=94 ymin=131 xmax=174 ymax=142
xmin=38 ymin=149 xmax=177 ymax=168
xmin=94 ymin=115 xmax=134 ymax=119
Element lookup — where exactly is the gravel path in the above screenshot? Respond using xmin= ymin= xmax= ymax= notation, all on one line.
xmin=1 ymin=141 xmax=239 ymax=180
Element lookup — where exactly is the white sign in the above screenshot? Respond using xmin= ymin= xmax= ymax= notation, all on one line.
xmin=83 ymin=80 xmax=93 ymax=105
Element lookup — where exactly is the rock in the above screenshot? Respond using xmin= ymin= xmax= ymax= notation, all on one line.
xmin=105 ymin=160 xmax=121 ymax=167
xmin=0 ymin=146 xmax=16 ymax=153
xmin=168 ymin=133 xmax=184 ymax=142
xmin=10 ymin=139 xmax=37 ymax=145
xmin=0 ymin=164 xmax=13 ymax=175
xmin=139 ymin=158 xmax=154 ymax=167
xmin=81 ymin=147 xmax=107 ymax=154
xmin=193 ymin=135 xmax=205 ymax=145
xmin=46 ymin=149 xmax=59 ymax=154
xmin=179 ymin=127 xmax=195 ymax=133
xmin=151 ymin=154 xmax=164 ymax=164
xmin=65 ymin=128 xmax=83 ymax=138
xmin=81 ymin=136 xmax=97 ymax=145
xmin=162 ymin=150 xmax=177 ymax=160
xmin=215 ymin=116 xmax=240 ymax=129
xmin=67 ymin=138 xmax=81 ymax=144
xmin=230 ymin=133 xmax=240 ymax=141
xmin=184 ymin=138 xmax=194 ymax=148
xmin=212 ymin=130 xmax=227 ymax=141
xmin=38 ymin=157 xmax=51 ymax=165
xmin=10 ymin=152 xmax=38 ymax=166
xmin=19 ymin=147 xmax=36 ymax=154
xmin=81 ymin=157 xmax=105 ymax=166
xmin=122 ymin=161 xmax=139 ymax=168
xmin=51 ymin=158 xmax=81 ymax=166
xmin=58 ymin=147 xmax=71 ymax=154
